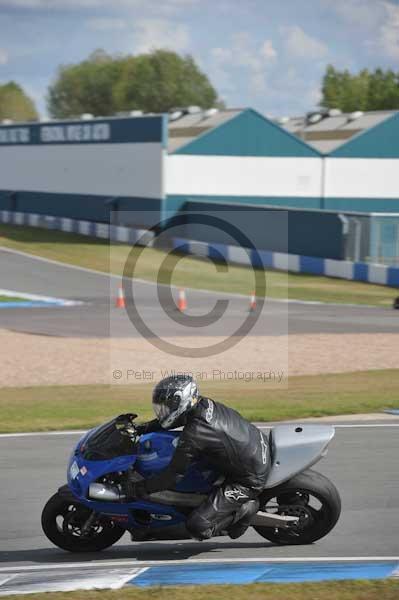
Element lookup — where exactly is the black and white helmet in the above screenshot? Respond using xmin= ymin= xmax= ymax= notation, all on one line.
xmin=152 ymin=374 xmax=199 ymax=429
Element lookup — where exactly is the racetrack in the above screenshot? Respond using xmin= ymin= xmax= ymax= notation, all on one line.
xmin=1 ymin=247 xmax=399 ymax=572
xmin=1 ymin=247 xmax=399 ymax=338
xmin=1 ymin=420 xmax=399 ymax=569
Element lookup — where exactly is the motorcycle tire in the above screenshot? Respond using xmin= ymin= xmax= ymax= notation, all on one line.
xmin=254 ymin=469 xmax=341 ymax=545
xmin=41 ymin=492 xmax=125 ymax=552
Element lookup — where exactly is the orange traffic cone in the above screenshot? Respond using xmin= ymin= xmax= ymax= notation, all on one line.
xmin=116 ymin=285 xmax=126 ymax=309
xmin=177 ymin=288 xmax=187 ymax=311
xmin=249 ymin=291 xmax=257 ymax=312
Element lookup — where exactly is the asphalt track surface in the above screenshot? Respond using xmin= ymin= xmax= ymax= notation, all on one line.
xmin=1 ymin=248 xmax=399 ymax=576
xmin=1 ymin=421 xmax=399 ymax=569
xmin=0 ymin=247 xmax=399 ymax=338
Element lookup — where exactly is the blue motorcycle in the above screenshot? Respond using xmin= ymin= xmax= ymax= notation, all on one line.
xmin=41 ymin=415 xmax=341 ymax=551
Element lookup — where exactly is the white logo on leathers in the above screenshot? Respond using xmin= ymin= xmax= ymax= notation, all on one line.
xmin=225 ymin=488 xmax=248 ymax=501
xmin=205 ymin=399 xmax=214 ymax=423
xmin=260 ymin=432 xmax=268 ymax=465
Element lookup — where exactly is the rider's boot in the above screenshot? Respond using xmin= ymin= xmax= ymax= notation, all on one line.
xmin=227 ymin=499 xmax=259 ymax=540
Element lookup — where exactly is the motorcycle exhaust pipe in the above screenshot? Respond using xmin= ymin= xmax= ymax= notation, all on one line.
xmin=88 ymin=482 xmax=126 ymax=501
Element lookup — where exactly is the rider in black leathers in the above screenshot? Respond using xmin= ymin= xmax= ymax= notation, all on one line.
xmin=121 ymin=374 xmax=271 ymax=540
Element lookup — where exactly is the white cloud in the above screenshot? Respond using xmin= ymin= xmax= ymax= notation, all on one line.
xmin=231 ymin=32 xmax=262 ymax=71
xmin=0 ymin=48 xmax=9 ymax=65
xmin=132 ymin=18 xmax=189 ymax=54
xmin=87 ymin=17 xmax=127 ymax=31
xmin=211 ymin=47 xmax=232 ymax=63
xmin=282 ymin=26 xmax=328 ymax=59
xmin=321 ymin=0 xmax=399 ymax=59
xmin=250 ymin=72 xmax=267 ymax=94
xmin=0 ymin=0 xmax=106 ymax=7
xmin=209 ymin=33 xmax=277 ymax=98
xmin=373 ymin=1 xmax=399 ymax=59
xmin=260 ymin=40 xmax=277 ymax=61
xmin=212 ymin=33 xmax=277 ymax=71
xmin=320 ymin=0 xmax=382 ymax=29
xmin=0 ymin=0 xmax=198 ymax=11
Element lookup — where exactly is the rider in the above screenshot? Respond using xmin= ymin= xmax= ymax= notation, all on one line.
xmin=120 ymin=374 xmax=271 ymax=541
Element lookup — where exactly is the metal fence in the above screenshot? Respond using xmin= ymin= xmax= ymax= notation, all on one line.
xmin=342 ymin=213 xmax=399 ymax=266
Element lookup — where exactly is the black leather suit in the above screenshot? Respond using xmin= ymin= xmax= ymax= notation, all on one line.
xmin=135 ymin=397 xmax=271 ymax=540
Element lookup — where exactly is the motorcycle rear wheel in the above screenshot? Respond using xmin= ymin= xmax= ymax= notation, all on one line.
xmin=41 ymin=492 xmax=125 ymax=552
xmin=254 ymin=469 xmax=341 ymax=545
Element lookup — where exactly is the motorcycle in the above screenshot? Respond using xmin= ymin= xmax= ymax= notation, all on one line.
xmin=42 ymin=416 xmax=341 ymax=551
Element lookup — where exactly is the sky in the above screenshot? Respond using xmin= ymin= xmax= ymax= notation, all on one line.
xmin=1 ymin=0 xmax=399 ymax=118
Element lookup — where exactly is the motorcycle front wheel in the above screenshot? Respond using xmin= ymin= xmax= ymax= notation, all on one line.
xmin=41 ymin=492 xmax=125 ymax=552
xmin=254 ymin=469 xmax=341 ymax=545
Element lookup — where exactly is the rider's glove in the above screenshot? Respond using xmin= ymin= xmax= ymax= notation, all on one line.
xmin=115 ymin=413 xmax=138 ymax=440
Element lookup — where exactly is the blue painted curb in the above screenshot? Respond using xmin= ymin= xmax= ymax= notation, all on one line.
xmin=129 ymin=561 xmax=399 ymax=587
xmin=0 ymin=300 xmax=66 ymax=308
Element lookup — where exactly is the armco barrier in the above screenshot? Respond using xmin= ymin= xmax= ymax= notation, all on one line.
xmin=0 ymin=210 xmax=154 ymax=246
xmin=172 ymin=237 xmax=399 ymax=288
xmin=1 ymin=211 xmax=397 ymax=287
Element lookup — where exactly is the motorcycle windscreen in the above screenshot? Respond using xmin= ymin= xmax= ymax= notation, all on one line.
xmin=80 ymin=418 xmax=137 ymax=461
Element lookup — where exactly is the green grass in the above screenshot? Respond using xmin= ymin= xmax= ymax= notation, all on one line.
xmin=0 ymin=224 xmax=397 ymax=306
xmin=0 ymin=295 xmax=26 ymax=302
xmin=1 ymin=580 xmax=398 ymax=600
xmin=1 ymin=370 xmax=398 ymax=433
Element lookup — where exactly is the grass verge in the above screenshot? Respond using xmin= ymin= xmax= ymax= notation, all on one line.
xmin=1 ymin=370 xmax=398 ymax=433
xmin=1 ymin=580 xmax=398 ymax=600
xmin=0 ymin=295 xmax=26 ymax=302
xmin=0 ymin=224 xmax=398 ymax=306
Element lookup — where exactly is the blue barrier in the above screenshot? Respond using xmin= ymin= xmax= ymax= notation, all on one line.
xmin=0 ymin=210 xmax=154 ymax=246
xmin=172 ymin=237 xmax=399 ymax=289
xmin=1 ymin=210 xmax=398 ymax=288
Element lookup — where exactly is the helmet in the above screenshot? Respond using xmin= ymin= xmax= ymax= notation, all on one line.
xmin=152 ymin=374 xmax=199 ymax=429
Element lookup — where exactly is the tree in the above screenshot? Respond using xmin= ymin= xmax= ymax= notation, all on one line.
xmin=320 ymin=65 xmax=399 ymax=112
xmin=0 ymin=82 xmax=38 ymax=121
xmin=113 ymin=50 xmax=218 ymax=113
xmin=47 ymin=49 xmax=219 ymax=118
xmin=47 ymin=49 xmax=128 ymax=118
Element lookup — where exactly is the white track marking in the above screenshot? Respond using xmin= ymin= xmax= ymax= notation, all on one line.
xmin=0 ymin=246 xmax=383 ymax=309
xmin=0 ymin=431 xmax=85 ymax=438
xmin=0 ymin=288 xmax=82 ymax=306
xmin=0 ymin=569 xmax=149 ymax=596
xmin=1 ymin=422 xmax=399 ymax=439
xmin=1 ymin=557 xmax=398 ymax=574
xmin=114 ymin=567 xmax=149 ymax=588
xmin=0 ymin=576 xmax=15 ymax=586
xmin=257 ymin=424 xmax=399 ymax=429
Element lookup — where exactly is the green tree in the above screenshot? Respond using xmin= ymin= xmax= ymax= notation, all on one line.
xmin=113 ymin=50 xmax=218 ymax=113
xmin=321 ymin=65 xmax=399 ymax=112
xmin=47 ymin=48 xmax=219 ymax=118
xmin=47 ymin=49 xmax=128 ymax=118
xmin=0 ymin=82 xmax=38 ymax=121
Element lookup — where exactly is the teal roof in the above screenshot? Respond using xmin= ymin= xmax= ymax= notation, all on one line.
xmin=330 ymin=112 xmax=399 ymax=158
xmin=172 ymin=109 xmax=320 ymax=157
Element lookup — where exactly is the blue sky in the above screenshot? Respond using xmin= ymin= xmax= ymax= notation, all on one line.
xmin=1 ymin=0 xmax=399 ymax=118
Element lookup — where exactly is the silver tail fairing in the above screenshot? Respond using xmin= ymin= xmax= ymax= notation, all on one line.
xmin=265 ymin=424 xmax=335 ymax=488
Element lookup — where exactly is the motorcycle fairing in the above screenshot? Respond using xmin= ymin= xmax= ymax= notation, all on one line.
xmin=67 ymin=426 xmax=217 ymax=531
